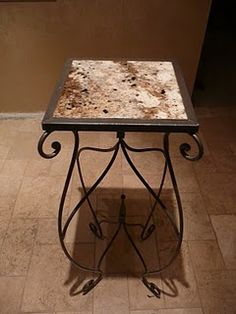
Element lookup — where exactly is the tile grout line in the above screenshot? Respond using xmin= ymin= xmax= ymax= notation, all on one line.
xmin=186 ymin=241 xmax=205 ymax=314
xmin=18 ymin=218 xmax=40 ymax=313
xmin=192 ymin=159 xmax=229 ymax=269
xmin=208 ymin=214 xmax=228 ymax=270
xmin=0 ymin=158 xmax=30 ymax=258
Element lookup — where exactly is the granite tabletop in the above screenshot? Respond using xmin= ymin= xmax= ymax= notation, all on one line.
xmin=53 ymin=60 xmax=187 ymax=121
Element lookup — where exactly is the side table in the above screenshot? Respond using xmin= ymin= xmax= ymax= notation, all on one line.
xmin=38 ymin=59 xmax=203 ymax=298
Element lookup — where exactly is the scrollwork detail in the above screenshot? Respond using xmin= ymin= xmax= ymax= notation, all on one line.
xmin=37 ymin=131 xmax=61 ymax=159
xmin=179 ymin=133 xmax=204 ymax=161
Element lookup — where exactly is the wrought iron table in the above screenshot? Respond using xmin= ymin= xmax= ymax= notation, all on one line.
xmin=38 ymin=59 xmax=203 ymax=298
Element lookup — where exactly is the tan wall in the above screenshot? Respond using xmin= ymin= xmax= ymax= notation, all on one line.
xmin=0 ymin=0 xmax=211 ymax=112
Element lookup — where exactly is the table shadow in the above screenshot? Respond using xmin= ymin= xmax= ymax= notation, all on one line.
xmin=63 ymin=186 xmax=189 ymax=298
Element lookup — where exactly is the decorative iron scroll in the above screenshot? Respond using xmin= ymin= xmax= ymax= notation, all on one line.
xmin=38 ymin=131 xmax=61 ymax=159
xmin=179 ymin=133 xmax=204 ymax=161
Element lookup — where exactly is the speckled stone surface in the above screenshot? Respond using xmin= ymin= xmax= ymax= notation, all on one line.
xmin=53 ymin=60 xmax=187 ymax=120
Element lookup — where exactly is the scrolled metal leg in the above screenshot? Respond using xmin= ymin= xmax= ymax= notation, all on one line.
xmin=121 ymin=140 xmax=180 ymax=242
xmin=76 ymin=144 xmax=119 ymax=239
xmin=38 ymin=130 xmax=204 ymax=297
xmin=62 ymin=142 xmax=120 ymax=238
xmin=38 ymin=131 xmax=106 ymax=294
xmin=140 ymin=132 xmax=203 ymax=297
xmin=121 ymin=141 xmax=168 ymax=240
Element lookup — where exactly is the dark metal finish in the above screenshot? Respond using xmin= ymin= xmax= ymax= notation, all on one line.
xmin=179 ymin=133 xmax=204 ymax=161
xmin=38 ymin=130 xmax=204 ymax=297
xmin=38 ymin=58 xmax=203 ymax=298
xmin=42 ymin=58 xmax=199 ymax=134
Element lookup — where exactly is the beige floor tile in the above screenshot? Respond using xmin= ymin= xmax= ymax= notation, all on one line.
xmin=130 ymin=309 xmax=204 ymax=314
xmin=195 ymin=172 xmax=230 ymax=215
xmin=49 ymin=158 xmax=72 ymax=177
xmin=196 ymin=270 xmax=236 ymax=309
xmin=0 ymin=276 xmax=25 ymax=314
xmin=124 ymin=132 xmax=162 ymax=148
xmin=18 ymin=118 xmax=42 ymax=133
xmin=93 ymin=275 xmax=129 ymax=314
xmin=68 ymin=192 xmax=96 ymax=243
xmin=7 ymin=131 xmax=41 ymax=160
xmin=202 ymin=306 xmax=226 ymax=314
xmin=217 ymin=174 xmax=236 ymax=214
xmin=99 ymin=168 xmax=123 ymax=189
xmin=129 ymin=311 xmax=159 ymax=314
xmin=122 ymin=172 xmax=168 ymax=193
xmin=122 ymin=150 xmax=166 ymax=176
xmin=24 ymin=159 xmax=52 ymax=177
xmin=0 ymin=160 xmax=27 ymax=209
xmin=36 ymin=218 xmax=59 ymax=245
xmin=65 ymin=211 xmax=96 ymax=244
xmin=94 ymin=310 xmax=128 ymax=314
xmin=0 ymin=206 xmax=11 ymax=249
xmin=37 ymin=210 xmax=96 ymax=245
xmin=72 ymin=149 xmax=122 ymax=190
xmin=13 ymin=176 xmax=66 ymax=218
xmin=0 ymin=158 xmax=4 ymax=171
xmin=56 ymin=312 xmax=92 ymax=314
xmin=213 ymin=154 xmax=236 ymax=173
xmin=0 ymin=159 xmax=28 ymax=178
xmin=181 ymin=193 xmax=215 ymax=241
xmin=0 ymin=119 xmax=24 ymax=130
xmin=0 ymin=175 xmax=22 ymax=209
xmin=123 ymin=174 xmax=150 ymax=189
xmin=159 ymin=242 xmax=201 ymax=309
xmin=207 ymin=139 xmax=233 ymax=157
xmin=171 ymin=158 xmax=200 ymax=194
xmin=153 ymin=192 xmax=215 ymax=245
xmin=189 ymin=240 xmax=225 ymax=271
xmin=0 ymin=120 xmax=23 ymax=145
xmin=95 ymin=216 xmax=159 ymax=274
xmin=21 ymin=243 xmax=94 ymax=312
xmin=80 ymin=131 xmax=106 ymax=147
xmin=210 ymin=215 xmax=236 ymax=269
xmin=193 ymin=156 xmax=217 ymax=177
xmin=160 ymin=310 xmax=203 ymax=314
xmin=0 ymin=218 xmax=37 ymax=276
xmin=128 ymin=276 xmax=165 ymax=310
xmin=0 ymin=144 xmax=10 ymax=160
xmin=98 ymin=131 xmax=119 ymax=147
xmin=0 ymin=108 xmax=235 ymax=313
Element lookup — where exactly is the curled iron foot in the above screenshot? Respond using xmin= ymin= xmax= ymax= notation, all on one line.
xmin=142 ymin=277 xmax=161 ymax=298
xmin=89 ymin=222 xmax=103 ymax=239
xmin=141 ymin=224 xmax=156 ymax=240
xmin=80 ymin=276 xmax=103 ymax=295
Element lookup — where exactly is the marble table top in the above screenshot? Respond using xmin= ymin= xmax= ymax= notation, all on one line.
xmin=53 ymin=60 xmax=187 ymax=120
xmin=42 ymin=59 xmax=198 ymax=132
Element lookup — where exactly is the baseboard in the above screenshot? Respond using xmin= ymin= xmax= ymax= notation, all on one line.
xmin=0 ymin=112 xmax=44 ymax=120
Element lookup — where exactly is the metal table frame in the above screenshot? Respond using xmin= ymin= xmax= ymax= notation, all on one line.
xmin=37 ymin=58 xmax=203 ymax=298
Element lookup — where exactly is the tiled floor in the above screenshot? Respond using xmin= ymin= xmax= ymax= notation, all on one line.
xmin=0 ymin=106 xmax=236 ymax=314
